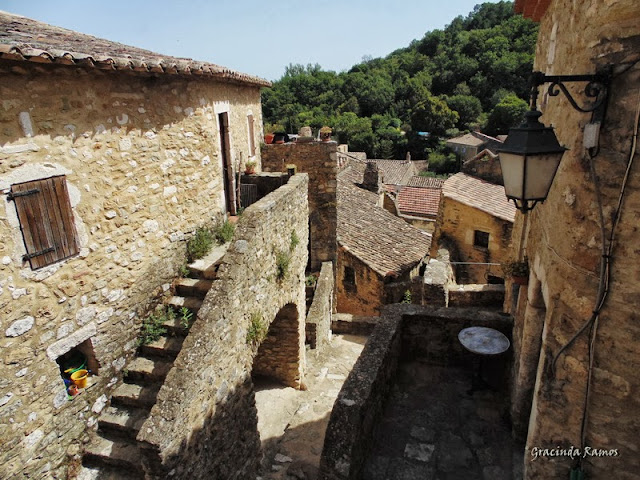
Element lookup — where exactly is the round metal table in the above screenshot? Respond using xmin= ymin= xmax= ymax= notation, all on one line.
xmin=458 ymin=327 xmax=510 ymax=393
xmin=458 ymin=326 xmax=510 ymax=355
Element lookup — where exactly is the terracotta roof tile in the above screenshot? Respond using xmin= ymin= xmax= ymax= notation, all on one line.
xmin=0 ymin=11 xmax=270 ymax=87
xmin=397 ymin=186 xmax=442 ymax=218
xmin=349 ymin=158 xmax=415 ymax=186
xmin=443 ymin=173 xmax=516 ymax=222
xmin=407 ymin=176 xmax=445 ymax=188
xmin=337 ymin=165 xmax=431 ymax=277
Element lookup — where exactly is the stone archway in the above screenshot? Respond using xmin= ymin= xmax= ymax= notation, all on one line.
xmin=252 ymin=303 xmax=303 ymax=389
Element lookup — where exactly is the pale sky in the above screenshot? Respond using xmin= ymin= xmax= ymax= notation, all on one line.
xmin=1 ymin=0 xmax=501 ymax=81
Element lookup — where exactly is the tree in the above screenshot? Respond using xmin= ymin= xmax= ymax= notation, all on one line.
xmin=485 ymin=93 xmax=528 ymax=136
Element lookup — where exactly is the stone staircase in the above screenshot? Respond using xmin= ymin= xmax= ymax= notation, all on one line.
xmin=79 ymin=244 xmax=229 ymax=479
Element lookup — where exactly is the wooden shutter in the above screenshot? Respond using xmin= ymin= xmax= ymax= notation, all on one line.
xmin=10 ymin=175 xmax=79 ymax=269
xmin=248 ymin=114 xmax=256 ymax=157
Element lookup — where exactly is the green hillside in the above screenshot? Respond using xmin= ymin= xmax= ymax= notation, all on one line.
xmin=261 ymin=1 xmax=537 ymax=165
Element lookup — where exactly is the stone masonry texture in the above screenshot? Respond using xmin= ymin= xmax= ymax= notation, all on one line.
xmin=137 ymin=174 xmax=309 ymax=479
xmin=0 ymin=61 xmax=263 ymax=479
xmin=261 ymin=142 xmax=338 ymax=271
xmin=510 ymin=1 xmax=640 ymax=478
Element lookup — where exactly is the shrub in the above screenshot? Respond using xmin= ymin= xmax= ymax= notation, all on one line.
xmin=187 ymin=226 xmax=214 ymax=262
xmin=290 ymin=230 xmax=300 ymax=250
xmin=214 ymin=220 xmax=235 ymax=244
xmin=137 ymin=307 xmax=171 ymax=346
xmin=276 ymin=250 xmax=291 ymax=281
xmin=246 ymin=312 xmax=268 ymax=345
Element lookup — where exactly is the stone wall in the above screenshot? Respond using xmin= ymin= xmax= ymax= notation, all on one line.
xmin=431 ymin=197 xmax=512 ymax=284
xmin=137 ymin=174 xmax=309 ymax=479
xmin=335 ymin=247 xmax=385 ymax=316
xmin=448 ymin=284 xmax=505 ymax=308
xmin=261 ymin=142 xmax=338 ymax=271
xmin=306 ymin=261 xmax=334 ymax=350
xmin=511 ymin=1 xmax=640 ymax=478
xmin=319 ymin=306 xmax=403 ymax=480
xmin=0 ymin=63 xmax=263 ymax=479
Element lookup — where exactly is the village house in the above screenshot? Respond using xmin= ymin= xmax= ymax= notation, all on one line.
xmin=507 ymin=0 xmax=640 ymax=478
xmin=461 ymin=148 xmax=504 ymax=185
xmin=336 ymin=161 xmax=431 ymax=316
xmin=445 ymin=131 xmax=504 ymax=163
xmin=0 ymin=11 xmax=313 ymax=480
xmin=395 ymin=175 xmax=444 ymax=233
xmin=430 ymin=172 xmax=516 ymax=284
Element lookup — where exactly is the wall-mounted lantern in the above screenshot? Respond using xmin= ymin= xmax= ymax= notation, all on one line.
xmin=498 ymin=71 xmax=610 ymax=213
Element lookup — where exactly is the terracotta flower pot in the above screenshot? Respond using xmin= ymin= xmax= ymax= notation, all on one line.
xmin=264 ymin=133 xmax=275 ymax=144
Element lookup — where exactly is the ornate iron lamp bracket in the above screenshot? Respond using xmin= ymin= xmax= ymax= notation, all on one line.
xmin=529 ymin=70 xmax=611 ymax=118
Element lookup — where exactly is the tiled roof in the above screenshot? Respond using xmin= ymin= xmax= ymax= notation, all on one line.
xmin=337 ymin=165 xmax=431 ymax=277
xmin=446 ymin=133 xmax=486 ymax=147
xmin=349 ymin=158 xmax=416 ymax=186
xmin=407 ymin=176 xmax=445 ymax=188
xmin=397 ymin=186 xmax=442 ymax=218
xmin=443 ymin=173 xmax=516 ymax=222
xmin=0 ymin=11 xmax=270 ymax=87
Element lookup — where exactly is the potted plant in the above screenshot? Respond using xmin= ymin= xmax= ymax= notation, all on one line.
xmin=264 ymin=123 xmax=280 ymax=144
xmin=245 ymin=161 xmax=257 ymax=175
xmin=502 ymin=257 xmax=529 ymax=285
xmin=319 ymin=126 xmax=332 ymax=142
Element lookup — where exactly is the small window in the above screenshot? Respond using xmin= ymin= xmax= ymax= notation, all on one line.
xmin=247 ymin=114 xmax=256 ymax=157
xmin=9 ymin=175 xmax=79 ymax=269
xmin=474 ymin=230 xmax=490 ymax=249
xmin=343 ymin=266 xmax=356 ymax=292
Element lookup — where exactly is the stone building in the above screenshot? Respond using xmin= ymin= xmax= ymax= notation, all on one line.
xmin=337 ymin=162 xmax=431 ymax=316
xmin=461 ymin=148 xmax=503 ymax=185
xmin=430 ymin=172 xmax=516 ymax=284
xmin=0 ymin=11 xmax=274 ymax=479
xmin=508 ymin=0 xmax=640 ymax=478
xmin=445 ymin=131 xmax=503 ymax=163
xmin=395 ymin=176 xmax=444 ymax=233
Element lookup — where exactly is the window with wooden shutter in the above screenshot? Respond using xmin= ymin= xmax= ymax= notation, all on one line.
xmin=247 ymin=114 xmax=256 ymax=157
xmin=9 ymin=175 xmax=79 ymax=269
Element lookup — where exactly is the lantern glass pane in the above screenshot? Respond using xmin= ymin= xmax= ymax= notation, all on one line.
xmin=499 ymin=152 xmax=525 ymax=199
xmin=524 ymin=153 xmax=564 ymax=200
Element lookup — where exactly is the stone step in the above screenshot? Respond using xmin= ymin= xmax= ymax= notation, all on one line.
xmin=111 ymin=382 xmax=160 ymax=409
xmin=126 ymin=357 xmax=173 ymax=383
xmin=83 ymin=436 xmax=143 ymax=474
xmin=98 ymin=405 xmax=148 ymax=439
xmin=167 ymin=295 xmax=203 ymax=313
xmin=77 ymin=464 xmax=144 ymax=480
xmin=140 ymin=335 xmax=184 ymax=359
xmin=175 ymin=277 xmax=213 ymax=299
xmin=188 ymin=243 xmax=229 ymax=279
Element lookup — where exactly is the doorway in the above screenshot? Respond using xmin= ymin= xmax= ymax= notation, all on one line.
xmin=218 ymin=112 xmax=236 ymax=215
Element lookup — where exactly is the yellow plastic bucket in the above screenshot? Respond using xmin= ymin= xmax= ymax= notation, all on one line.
xmin=70 ymin=369 xmax=89 ymax=389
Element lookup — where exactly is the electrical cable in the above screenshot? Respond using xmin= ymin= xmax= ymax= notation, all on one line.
xmin=550 ymin=82 xmax=640 ymax=471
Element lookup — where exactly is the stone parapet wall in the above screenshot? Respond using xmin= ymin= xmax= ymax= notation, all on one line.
xmin=319 ymin=307 xmax=402 ymax=480
xmin=319 ymin=305 xmax=513 ymax=479
xmin=137 ymin=174 xmax=309 ymax=479
xmin=261 ymin=142 xmax=337 ymax=270
xmin=306 ymin=261 xmax=334 ymax=350
xmin=0 ymin=64 xmax=262 ymax=479
xmin=448 ymin=284 xmax=505 ymax=308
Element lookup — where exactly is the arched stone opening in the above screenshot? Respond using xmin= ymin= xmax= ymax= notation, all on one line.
xmin=252 ymin=303 xmax=303 ymax=389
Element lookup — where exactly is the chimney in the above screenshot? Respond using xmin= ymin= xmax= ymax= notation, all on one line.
xmin=362 ymin=162 xmax=383 ymax=193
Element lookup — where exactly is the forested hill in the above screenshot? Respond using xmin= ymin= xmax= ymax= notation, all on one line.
xmin=261 ymin=1 xmax=537 ymax=163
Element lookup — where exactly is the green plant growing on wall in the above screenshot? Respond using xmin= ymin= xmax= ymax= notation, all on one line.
xmin=179 ymin=306 xmax=194 ymax=329
xmin=137 ymin=307 xmax=172 ymax=346
xmin=502 ymin=257 xmax=529 ymax=278
xmin=214 ymin=220 xmax=235 ymax=244
xmin=179 ymin=262 xmax=190 ymax=277
xmin=246 ymin=312 xmax=268 ymax=345
xmin=276 ymin=250 xmax=291 ymax=281
xmin=402 ymin=289 xmax=412 ymax=304
xmin=187 ymin=226 xmax=214 ymax=262
xmin=306 ymin=274 xmax=318 ymax=288
xmin=290 ymin=230 xmax=300 ymax=250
